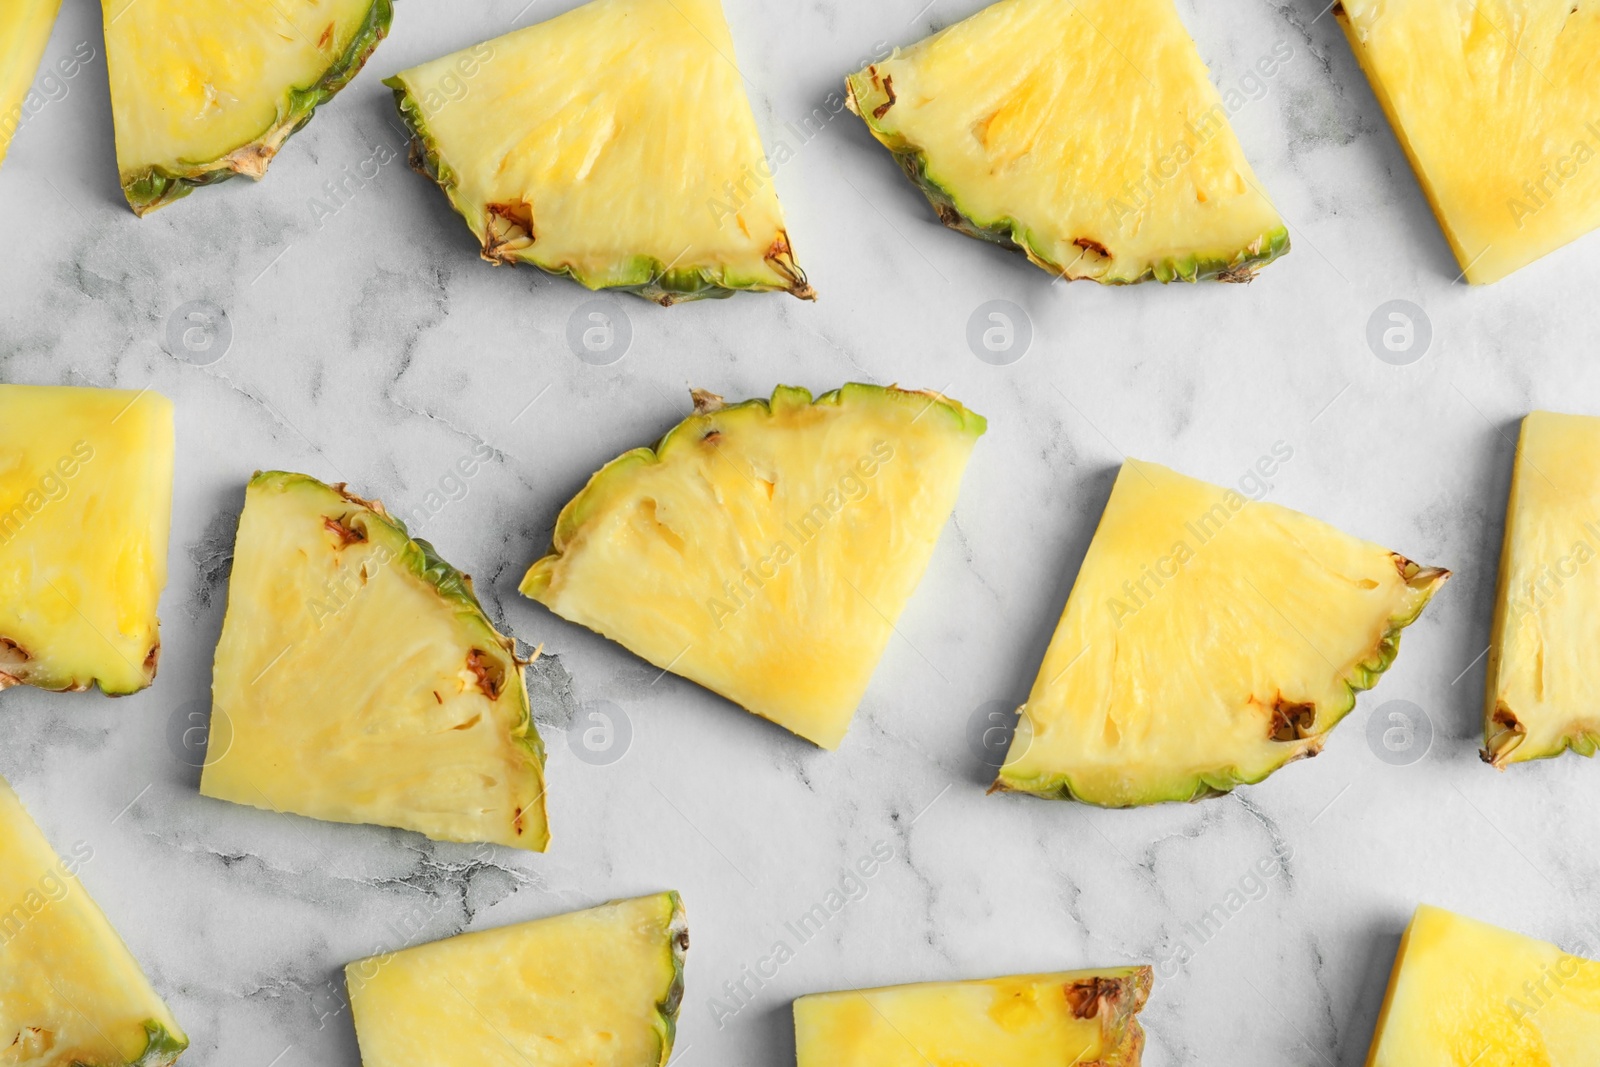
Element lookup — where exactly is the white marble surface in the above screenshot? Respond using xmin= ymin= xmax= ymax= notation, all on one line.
xmin=3 ymin=0 xmax=1600 ymax=1064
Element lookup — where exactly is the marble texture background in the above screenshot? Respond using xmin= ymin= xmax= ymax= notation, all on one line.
xmin=2 ymin=0 xmax=1598 ymax=1064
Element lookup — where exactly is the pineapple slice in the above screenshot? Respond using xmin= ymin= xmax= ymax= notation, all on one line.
xmin=0 ymin=774 xmax=188 ymax=1066
xmin=998 ymin=459 xmax=1448 ymax=805
xmin=0 ymin=1 xmax=62 ymax=170
xmin=385 ymin=0 xmax=813 ymax=304
xmin=346 ymin=892 xmax=687 ymax=1067
xmin=519 ymin=385 xmax=985 ymax=749
xmin=1336 ymin=0 xmax=1600 ymax=284
xmin=0 ymin=385 xmax=173 ymax=696
xmin=846 ymin=0 xmax=1289 ymax=284
xmin=200 ymin=472 xmax=549 ymax=850
xmin=794 ymin=967 xmax=1151 ymax=1067
xmin=1366 ymin=904 xmax=1600 ymax=1065
xmin=101 ymin=0 xmax=392 ymax=215
xmin=1484 ymin=411 xmax=1600 ymax=767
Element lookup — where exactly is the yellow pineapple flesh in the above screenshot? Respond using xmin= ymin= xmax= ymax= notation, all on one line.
xmin=794 ymin=967 xmax=1151 ymax=1067
xmin=0 ymin=775 xmax=188 ymax=1067
xmin=1336 ymin=0 xmax=1600 ymax=283
xmin=200 ymin=472 xmax=549 ymax=850
xmin=0 ymin=385 xmax=173 ymax=696
xmin=520 ymin=385 xmax=985 ymax=749
xmin=385 ymin=0 xmax=812 ymax=304
xmin=1365 ymin=904 xmax=1600 ymax=1066
xmin=999 ymin=459 xmax=1447 ymax=805
xmin=0 ymin=1 xmax=63 ymax=170
xmin=346 ymin=892 xmax=687 ymax=1067
xmin=101 ymin=0 xmax=391 ymax=214
xmin=846 ymin=0 xmax=1289 ymax=283
xmin=1484 ymin=411 xmax=1600 ymax=766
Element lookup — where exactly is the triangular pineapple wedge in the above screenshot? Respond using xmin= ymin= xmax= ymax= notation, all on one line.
xmin=0 ymin=384 xmax=173 ymax=695
xmin=200 ymin=472 xmax=549 ymax=850
xmin=346 ymin=892 xmax=687 ymax=1067
xmin=385 ymin=0 xmax=813 ymax=304
xmin=519 ymin=385 xmax=985 ymax=749
xmin=795 ymin=967 xmax=1151 ymax=1067
xmin=998 ymin=459 xmax=1448 ymax=805
xmin=0 ymin=775 xmax=188 ymax=1066
xmin=101 ymin=0 xmax=392 ymax=215
xmin=1366 ymin=905 xmax=1600 ymax=1065
xmin=1336 ymin=0 xmax=1600 ymax=283
xmin=845 ymin=0 xmax=1289 ymax=283
xmin=1485 ymin=410 xmax=1600 ymax=767
xmin=0 ymin=1 xmax=63 ymax=170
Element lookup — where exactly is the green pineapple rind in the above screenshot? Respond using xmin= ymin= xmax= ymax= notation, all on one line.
xmin=129 ymin=1020 xmax=189 ymax=1067
xmin=518 ymin=383 xmax=987 ymax=601
xmin=383 ymin=77 xmax=814 ymax=306
xmin=844 ymin=68 xmax=1291 ymax=284
xmin=1489 ymin=729 xmax=1600 ymax=767
xmin=1481 ymin=425 xmax=1600 ymax=765
xmin=995 ymin=558 xmax=1449 ymax=805
xmin=653 ymin=891 xmax=690 ymax=1067
xmin=342 ymin=892 xmax=685 ymax=1064
xmin=121 ymin=0 xmax=393 ymax=216
xmin=1101 ymin=967 xmax=1153 ymax=1067
xmin=1 ymin=659 xmax=153 ymax=699
xmin=1072 ymin=966 xmax=1151 ymax=1067
xmin=242 ymin=470 xmax=550 ymax=851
